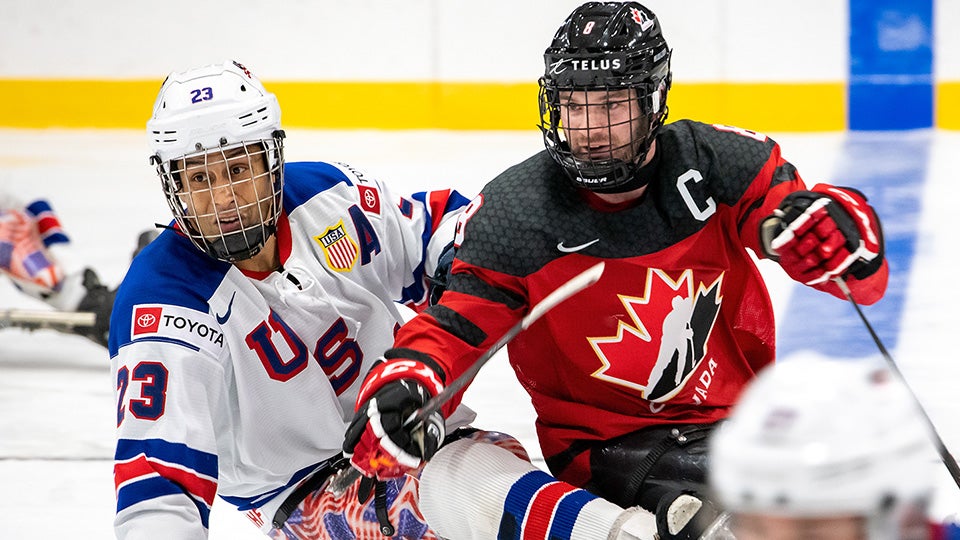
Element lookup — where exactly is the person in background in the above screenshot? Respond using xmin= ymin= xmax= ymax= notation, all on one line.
xmin=1 ymin=191 xmax=118 ymax=346
xmin=342 ymin=2 xmax=889 ymax=539
xmin=709 ymin=358 xmax=960 ymax=540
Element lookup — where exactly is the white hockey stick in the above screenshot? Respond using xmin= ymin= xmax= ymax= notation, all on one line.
xmin=0 ymin=308 xmax=96 ymax=332
xmin=328 ymin=262 xmax=606 ymax=495
xmin=410 ymin=261 xmax=605 ymax=425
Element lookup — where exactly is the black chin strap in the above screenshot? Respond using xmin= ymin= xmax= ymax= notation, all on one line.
xmin=373 ymin=481 xmax=395 ymax=536
xmin=587 ymin=144 xmax=662 ymax=194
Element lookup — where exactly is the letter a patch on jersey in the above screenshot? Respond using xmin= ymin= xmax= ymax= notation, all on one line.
xmin=315 ymin=220 xmax=359 ymax=272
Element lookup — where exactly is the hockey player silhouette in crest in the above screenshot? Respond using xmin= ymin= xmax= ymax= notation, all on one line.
xmin=646 ymin=280 xmax=720 ymax=402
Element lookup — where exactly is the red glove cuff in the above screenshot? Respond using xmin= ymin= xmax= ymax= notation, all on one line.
xmin=354 ymin=358 xmax=444 ymax=412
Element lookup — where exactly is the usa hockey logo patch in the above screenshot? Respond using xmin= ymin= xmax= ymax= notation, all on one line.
xmin=315 ymin=221 xmax=359 ymax=272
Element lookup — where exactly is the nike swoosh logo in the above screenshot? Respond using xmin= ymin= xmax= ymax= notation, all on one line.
xmin=216 ymin=291 xmax=236 ymax=325
xmin=556 ymin=239 xmax=599 ymax=253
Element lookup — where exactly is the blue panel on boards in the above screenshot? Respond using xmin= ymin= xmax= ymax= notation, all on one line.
xmin=849 ymin=82 xmax=933 ymax=130
xmin=848 ymin=0 xmax=933 ymax=130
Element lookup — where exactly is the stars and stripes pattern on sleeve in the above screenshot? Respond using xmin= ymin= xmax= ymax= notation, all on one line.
xmin=24 ymin=199 xmax=69 ymax=247
xmin=415 ymin=189 xmax=469 ymax=237
xmin=114 ymin=438 xmax=219 ymax=528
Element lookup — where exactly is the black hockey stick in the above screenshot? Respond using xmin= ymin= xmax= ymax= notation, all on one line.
xmin=833 ymin=277 xmax=960 ymax=490
xmin=327 ymin=262 xmax=606 ymax=495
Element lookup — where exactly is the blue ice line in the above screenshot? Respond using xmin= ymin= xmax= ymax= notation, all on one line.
xmin=776 ymin=131 xmax=930 ymax=359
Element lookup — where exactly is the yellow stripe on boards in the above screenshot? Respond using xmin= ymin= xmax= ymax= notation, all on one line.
xmin=0 ymin=79 xmax=159 ymax=129
xmin=937 ymin=82 xmax=960 ymax=130
xmin=0 ymin=78 xmax=954 ymax=131
xmin=272 ymin=81 xmax=541 ymax=130
xmin=669 ymin=82 xmax=846 ymax=132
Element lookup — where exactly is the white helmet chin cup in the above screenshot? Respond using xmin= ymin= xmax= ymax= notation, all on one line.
xmin=147 ymin=60 xmax=285 ymax=262
xmin=709 ymin=358 xmax=937 ymax=537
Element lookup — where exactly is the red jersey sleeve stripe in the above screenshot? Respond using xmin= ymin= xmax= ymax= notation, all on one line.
xmin=35 ymin=214 xmax=62 ymax=235
xmin=115 ymin=453 xmax=218 ymax=507
xmin=426 ymin=189 xmax=453 ymax=234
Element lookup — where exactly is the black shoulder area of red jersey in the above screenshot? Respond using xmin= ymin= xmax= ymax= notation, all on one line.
xmin=455 ymin=121 xmax=782 ymax=277
xmin=661 ymin=120 xmax=781 ymax=202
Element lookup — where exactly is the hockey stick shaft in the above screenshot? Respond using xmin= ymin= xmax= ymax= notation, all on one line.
xmin=833 ymin=277 xmax=960 ymax=489
xmin=0 ymin=309 xmax=96 ymax=331
xmin=407 ymin=261 xmax=605 ymax=426
xmin=328 ymin=262 xmax=605 ymax=494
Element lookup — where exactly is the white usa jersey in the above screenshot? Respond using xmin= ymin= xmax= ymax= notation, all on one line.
xmin=109 ymin=161 xmax=473 ymax=539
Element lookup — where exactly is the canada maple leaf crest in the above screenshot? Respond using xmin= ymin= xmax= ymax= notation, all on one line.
xmin=587 ymin=269 xmax=723 ymax=403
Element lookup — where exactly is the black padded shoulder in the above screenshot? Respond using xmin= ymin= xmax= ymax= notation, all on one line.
xmin=456 ymin=120 xmax=780 ymax=277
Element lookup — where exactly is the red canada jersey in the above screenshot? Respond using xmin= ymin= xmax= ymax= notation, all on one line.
xmin=391 ymin=120 xmax=887 ymax=485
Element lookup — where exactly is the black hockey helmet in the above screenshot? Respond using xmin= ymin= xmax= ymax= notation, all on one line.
xmin=539 ymin=2 xmax=672 ymax=193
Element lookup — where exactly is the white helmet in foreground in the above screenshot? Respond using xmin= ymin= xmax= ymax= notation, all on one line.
xmin=148 ymin=60 xmax=285 ymax=262
xmin=709 ymin=358 xmax=938 ymax=540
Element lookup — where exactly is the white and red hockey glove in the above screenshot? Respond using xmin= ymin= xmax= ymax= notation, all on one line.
xmin=760 ymin=184 xmax=884 ymax=286
xmin=0 ymin=208 xmax=63 ymax=291
xmin=343 ymin=357 xmax=446 ymax=479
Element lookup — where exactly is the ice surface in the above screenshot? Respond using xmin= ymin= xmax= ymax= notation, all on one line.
xmin=1 ymin=128 xmax=956 ymax=538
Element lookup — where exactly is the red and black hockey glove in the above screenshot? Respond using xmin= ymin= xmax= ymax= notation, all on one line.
xmin=343 ymin=357 xmax=446 ymax=479
xmin=760 ymin=184 xmax=884 ymax=286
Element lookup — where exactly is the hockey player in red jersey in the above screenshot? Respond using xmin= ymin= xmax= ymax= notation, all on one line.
xmin=343 ymin=2 xmax=889 ymax=539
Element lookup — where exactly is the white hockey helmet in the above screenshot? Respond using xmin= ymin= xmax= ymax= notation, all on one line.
xmin=148 ymin=60 xmax=285 ymax=262
xmin=709 ymin=358 xmax=937 ymax=539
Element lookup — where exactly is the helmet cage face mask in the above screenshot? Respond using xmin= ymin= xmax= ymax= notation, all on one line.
xmin=539 ymin=2 xmax=672 ymax=193
xmin=155 ymin=135 xmax=285 ymax=263
xmin=539 ymin=63 xmax=670 ymax=193
xmin=147 ymin=60 xmax=285 ymax=262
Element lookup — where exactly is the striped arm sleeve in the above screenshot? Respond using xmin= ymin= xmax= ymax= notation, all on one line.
xmin=25 ymin=199 xmax=70 ymax=247
xmin=114 ymin=438 xmax=218 ymax=529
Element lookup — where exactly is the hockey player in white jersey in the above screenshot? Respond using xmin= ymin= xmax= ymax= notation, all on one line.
xmin=709 ymin=358 xmax=958 ymax=540
xmin=110 ymin=60 xmax=476 ymax=539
